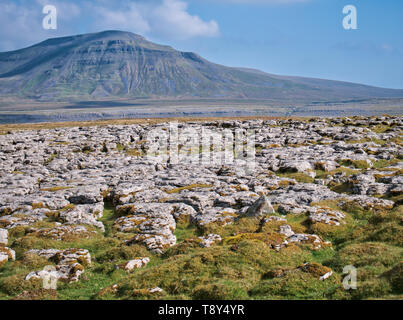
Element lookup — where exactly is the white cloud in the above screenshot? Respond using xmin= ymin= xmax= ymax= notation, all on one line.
xmin=93 ymin=0 xmax=219 ymax=40
xmin=0 ymin=0 xmax=219 ymax=52
xmin=150 ymin=0 xmax=219 ymax=39
xmin=93 ymin=3 xmax=150 ymax=34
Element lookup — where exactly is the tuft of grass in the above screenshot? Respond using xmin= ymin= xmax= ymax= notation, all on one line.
xmin=40 ymin=186 xmax=72 ymax=192
xmin=125 ymin=149 xmax=144 ymax=157
xmin=164 ymin=184 xmax=213 ymax=194
xmin=325 ymin=242 xmax=403 ymax=271
xmin=44 ymin=153 xmax=57 ymax=165
xmin=116 ymin=143 xmax=125 ymax=152
xmin=315 ymin=167 xmax=360 ymax=179
xmin=372 ymin=159 xmax=399 ymax=169
xmin=276 ymin=172 xmax=315 ymax=183
xmin=339 ymin=159 xmax=371 ymax=169
xmin=248 ymin=270 xmax=345 ymax=300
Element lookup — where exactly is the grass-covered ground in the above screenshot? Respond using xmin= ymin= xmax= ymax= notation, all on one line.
xmin=1 ymin=196 xmax=401 ymax=300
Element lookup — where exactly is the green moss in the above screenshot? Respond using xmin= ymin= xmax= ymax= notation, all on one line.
xmin=381 ymin=262 xmax=403 ymax=293
xmin=339 ymin=159 xmax=370 ymax=169
xmin=126 ymin=149 xmax=144 ymax=157
xmin=330 ymin=182 xmax=354 ymax=194
xmin=248 ymin=270 xmax=344 ymax=300
xmin=19 ymin=252 xmax=51 ymax=269
xmin=44 ymin=153 xmax=57 ymax=165
xmin=164 ymin=184 xmax=213 ymax=194
xmin=350 ymin=278 xmax=392 ymax=300
xmin=116 ymin=143 xmax=125 ymax=152
xmin=40 ymin=186 xmax=72 ymax=192
xmin=96 ymin=245 xmax=150 ymax=263
xmin=326 ymin=242 xmax=403 ymax=271
xmin=174 ymin=224 xmax=200 ymax=243
xmin=315 ymin=167 xmax=360 ymax=179
xmin=276 ymin=172 xmax=315 ymax=183
xmin=192 ymin=281 xmax=249 ymax=300
xmin=0 ymin=275 xmax=42 ymax=296
xmin=370 ymin=124 xmax=395 ymax=134
xmin=8 ymin=226 xmax=27 ymax=238
xmin=223 ymin=232 xmax=285 ymax=247
xmin=31 ymin=202 xmax=47 ymax=210
xmin=372 ymin=159 xmax=400 ymax=169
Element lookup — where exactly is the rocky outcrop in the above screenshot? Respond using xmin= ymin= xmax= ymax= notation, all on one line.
xmin=25 ymin=248 xmax=91 ymax=283
xmin=0 ymin=116 xmax=400 ymax=274
xmin=244 ymin=196 xmax=275 ymax=217
xmin=116 ymin=257 xmax=150 ymax=271
xmin=0 ymin=246 xmax=15 ymax=267
xmin=0 ymin=228 xmax=8 ymax=245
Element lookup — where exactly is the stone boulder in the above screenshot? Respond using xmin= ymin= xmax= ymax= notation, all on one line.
xmin=244 ymin=195 xmax=275 ymax=217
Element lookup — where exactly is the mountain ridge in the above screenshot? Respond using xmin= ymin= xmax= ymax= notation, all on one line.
xmin=0 ymin=30 xmax=402 ymax=103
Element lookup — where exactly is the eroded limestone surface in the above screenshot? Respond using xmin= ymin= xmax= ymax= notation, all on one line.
xmin=0 ymin=116 xmax=401 ymax=294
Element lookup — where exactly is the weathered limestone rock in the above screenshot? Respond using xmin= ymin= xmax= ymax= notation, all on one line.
xmin=116 ymin=257 xmax=150 ymax=271
xmin=245 ymin=195 xmax=275 ymax=217
xmin=0 ymin=116 xmax=401 ymax=277
xmin=67 ymin=186 xmax=104 ymax=204
xmin=199 ymin=234 xmax=222 ymax=248
xmin=0 ymin=228 xmax=8 ymax=245
xmin=315 ymin=161 xmax=338 ymax=172
xmin=58 ymin=203 xmax=105 ymax=232
xmin=126 ymin=233 xmax=177 ymax=254
xmin=0 ymin=212 xmax=47 ymax=229
xmin=278 ymin=160 xmax=314 ymax=173
xmin=308 ymin=208 xmax=345 ymax=226
xmin=25 ymin=248 xmax=91 ymax=283
xmin=278 ymin=204 xmax=311 ymax=215
xmin=286 ymin=233 xmax=331 ymax=250
xmin=278 ymin=225 xmax=295 ymax=237
xmin=26 ymin=263 xmax=85 ymax=283
xmin=0 ymin=246 xmax=15 ymax=267
xmin=194 ymin=207 xmax=237 ymax=227
xmin=149 ymin=287 xmax=163 ymax=294
xmin=35 ymin=225 xmax=96 ymax=240
xmin=298 ymin=263 xmax=333 ymax=281
xmin=260 ymin=216 xmax=287 ymax=229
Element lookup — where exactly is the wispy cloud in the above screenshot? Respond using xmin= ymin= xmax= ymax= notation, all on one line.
xmin=150 ymin=0 xmax=219 ymax=39
xmin=92 ymin=2 xmax=151 ymax=35
xmin=93 ymin=0 xmax=219 ymax=40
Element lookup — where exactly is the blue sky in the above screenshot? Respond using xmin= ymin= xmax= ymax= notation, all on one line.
xmin=1 ymin=0 xmax=402 ymax=88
